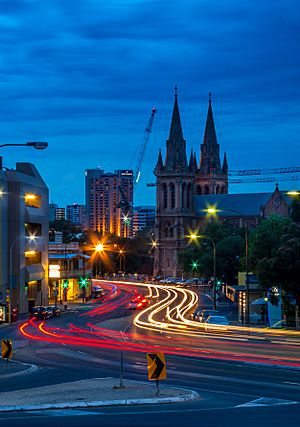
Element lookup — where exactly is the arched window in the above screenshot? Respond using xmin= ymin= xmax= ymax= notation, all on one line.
xmin=187 ymin=183 xmax=193 ymax=209
xmin=170 ymin=183 xmax=175 ymax=208
xmin=216 ymin=185 xmax=220 ymax=194
xmin=182 ymin=183 xmax=187 ymax=208
xmin=196 ymin=185 xmax=202 ymax=195
xmin=164 ymin=225 xmax=169 ymax=238
xmin=169 ymin=227 xmax=174 ymax=238
xmin=162 ymin=183 xmax=168 ymax=208
xmin=205 ymin=185 xmax=209 ymax=195
xmin=221 ymin=186 xmax=226 ymax=194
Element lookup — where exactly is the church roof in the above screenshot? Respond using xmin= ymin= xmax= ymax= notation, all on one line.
xmin=195 ymin=192 xmax=292 ymax=217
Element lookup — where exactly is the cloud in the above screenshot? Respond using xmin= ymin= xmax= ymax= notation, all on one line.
xmin=0 ymin=0 xmax=299 ymax=205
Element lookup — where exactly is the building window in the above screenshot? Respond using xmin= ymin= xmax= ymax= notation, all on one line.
xmin=170 ymin=183 xmax=175 ymax=208
xmin=216 ymin=185 xmax=220 ymax=194
xmin=182 ymin=183 xmax=186 ymax=208
xmin=162 ymin=184 xmax=168 ymax=208
xmin=25 ymin=222 xmax=42 ymax=237
xmin=25 ymin=193 xmax=41 ymax=208
xmin=196 ymin=185 xmax=202 ymax=195
xmin=221 ymin=186 xmax=226 ymax=194
xmin=187 ymin=183 xmax=193 ymax=208
xmin=205 ymin=185 xmax=209 ymax=195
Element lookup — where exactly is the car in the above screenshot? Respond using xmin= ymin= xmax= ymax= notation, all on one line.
xmin=92 ymin=286 xmax=105 ymax=299
xmin=45 ymin=305 xmax=61 ymax=317
xmin=30 ymin=306 xmax=51 ymax=320
xmin=198 ymin=309 xmax=220 ymax=323
xmin=128 ymin=295 xmax=149 ymax=309
xmin=204 ymin=315 xmax=229 ymax=332
xmin=191 ymin=308 xmax=202 ymax=320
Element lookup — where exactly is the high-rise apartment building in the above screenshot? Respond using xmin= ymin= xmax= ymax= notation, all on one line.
xmin=54 ymin=207 xmax=65 ymax=221
xmin=85 ymin=168 xmax=133 ymax=236
xmin=66 ymin=203 xmax=86 ymax=226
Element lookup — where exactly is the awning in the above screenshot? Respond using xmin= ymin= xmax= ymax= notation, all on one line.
xmin=25 ymin=264 xmax=45 ymax=281
xmin=48 ymin=253 xmax=90 ymax=260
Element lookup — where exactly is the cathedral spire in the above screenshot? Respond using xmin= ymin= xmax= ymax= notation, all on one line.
xmin=154 ymin=148 xmax=163 ymax=173
xmin=222 ymin=152 xmax=228 ymax=174
xmin=203 ymin=92 xmax=218 ymax=147
xmin=168 ymin=85 xmax=184 ymax=142
xmin=199 ymin=93 xmax=222 ymax=174
xmin=165 ymin=86 xmax=188 ymax=172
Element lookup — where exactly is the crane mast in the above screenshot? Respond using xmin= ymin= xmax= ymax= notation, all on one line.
xmin=134 ymin=107 xmax=157 ymax=186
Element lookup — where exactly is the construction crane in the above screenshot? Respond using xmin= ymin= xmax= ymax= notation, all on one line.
xmin=118 ymin=107 xmax=157 ymax=213
xmin=134 ymin=107 xmax=157 ymax=186
xmin=229 ymin=166 xmax=300 ymax=176
xmin=147 ymin=165 xmax=300 ymax=187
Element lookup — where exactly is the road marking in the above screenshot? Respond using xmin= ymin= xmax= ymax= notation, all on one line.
xmin=236 ymin=397 xmax=298 ymax=407
xmin=28 ymin=409 xmax=104 ymax=417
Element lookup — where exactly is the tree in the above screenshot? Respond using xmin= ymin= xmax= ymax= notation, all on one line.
xmin=178 ymin=222 xmax=244 ymax=283
xmin=249 ymin=214 xmax=292 ymax=268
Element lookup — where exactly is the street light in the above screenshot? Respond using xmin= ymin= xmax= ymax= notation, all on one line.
xmin=189 ymin=233 xmax=217 ymax=309
xmin=0 ymin=142 xmax=48 ymax=150
xmin=95 ymin=242 xmax=104 ymax=277
xmin=119 ymin=249 xmax=126 ymax=274
xmin=204 ymin=206 xmax=250 ymax=324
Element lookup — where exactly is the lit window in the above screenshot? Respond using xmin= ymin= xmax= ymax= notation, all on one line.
xmin=25 ymin=193 xmax=41 ymax=208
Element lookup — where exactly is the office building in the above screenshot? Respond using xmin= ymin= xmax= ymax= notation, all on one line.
xmin=0 ymin=162 xmax=49 ymax=318
xmin=133 ymin=206 xmax=155 ymax=236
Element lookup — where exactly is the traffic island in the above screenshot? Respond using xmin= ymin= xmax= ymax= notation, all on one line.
xmin=0 ymin=377 xmax=199 ymax=412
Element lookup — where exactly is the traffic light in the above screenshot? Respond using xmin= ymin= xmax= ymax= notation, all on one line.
xmin=63 ymin=279 xmax=69 ymax=289
xmin=216 ymin=280 xmax=222 ymax=290
xmin=191 ymin=260 xmax=199 ymax=271
xmin=79 ymin=276 xmax=88 ymax=288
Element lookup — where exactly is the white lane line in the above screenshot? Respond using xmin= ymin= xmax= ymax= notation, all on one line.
xmin=236 ymin=397 xmax=298 ymax=407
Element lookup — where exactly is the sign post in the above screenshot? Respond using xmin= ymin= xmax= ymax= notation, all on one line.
xmin=146 ymin=352 xmax=167 ymax=396
xmin=1 ymin=339 xmax=13 ymax=365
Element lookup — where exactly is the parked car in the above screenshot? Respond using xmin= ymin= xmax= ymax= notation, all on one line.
xmin=45 ymin=306 xmax=61 ymax=317
xmin=198 ymin=309 xmax=220 ymax=323
xmin=30 ymin=306 xmax=51 ymax=320
xmin=204 ymin=315 xmax=229 ymax=332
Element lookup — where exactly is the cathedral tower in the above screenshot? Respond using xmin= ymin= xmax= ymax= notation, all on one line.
xmin=153 ymin=87 xmax=195 ymax=277
xmin=195 ymin=94 xmax=228 ymax=195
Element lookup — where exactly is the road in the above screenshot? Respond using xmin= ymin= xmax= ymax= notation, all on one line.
xmin=1 ymin=280 xmax=299 ymax=426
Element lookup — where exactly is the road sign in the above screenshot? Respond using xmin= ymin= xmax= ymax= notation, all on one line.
xmin=147 ymin=352 xmax=166 ymax=380
xmin=1 ymin=339 xmax=13 ymax=359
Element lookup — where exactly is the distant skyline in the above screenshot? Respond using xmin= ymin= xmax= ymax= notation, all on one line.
xmin=0 ymin=0 xmax=299 ymax=207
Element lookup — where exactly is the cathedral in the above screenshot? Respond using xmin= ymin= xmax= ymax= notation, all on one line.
xmin=153 ymin=88 xmax=291 ymax=277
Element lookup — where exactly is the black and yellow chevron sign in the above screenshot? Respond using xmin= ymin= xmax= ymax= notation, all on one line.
xmin=147 ymin=352 xmax=167 ymax=381
xmin=1 ymin=339 xmax=13 ymax=359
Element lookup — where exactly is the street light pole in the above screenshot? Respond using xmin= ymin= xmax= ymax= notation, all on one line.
xmin=205 ymin=207 xmax=250 ymax=323
xmin=189 ymin=233 xmax=217 ymax=309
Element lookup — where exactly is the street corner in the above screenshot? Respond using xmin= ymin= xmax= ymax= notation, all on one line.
xmin=0 ymin=358 xmax=38 ymax=380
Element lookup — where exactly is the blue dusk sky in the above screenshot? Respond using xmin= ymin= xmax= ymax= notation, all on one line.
xmin=0 ymin=0 xmax=299 ymax=207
